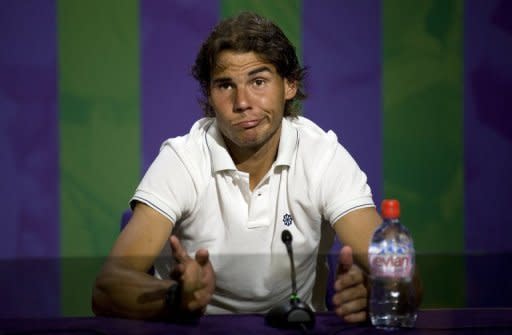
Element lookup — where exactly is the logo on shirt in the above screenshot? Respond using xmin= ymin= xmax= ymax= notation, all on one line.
xmin=283 ymin=213 xmax=293 ymax=227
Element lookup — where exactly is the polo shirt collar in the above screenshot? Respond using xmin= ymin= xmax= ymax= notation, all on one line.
xmin=275 ymin=117 xmax=298 ymax=167
xmin=205 ymin=120 xmax=237 ymax=172
xmin=206 ymin=117 xmax=298 ymax=173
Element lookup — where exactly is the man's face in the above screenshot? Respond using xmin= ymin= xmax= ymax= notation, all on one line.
xmin=208 ymin=51 xmax=297 ymax=150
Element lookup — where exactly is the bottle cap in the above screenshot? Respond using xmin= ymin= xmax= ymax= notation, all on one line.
xmin=381 ymin=199 xmax=400 ymax=219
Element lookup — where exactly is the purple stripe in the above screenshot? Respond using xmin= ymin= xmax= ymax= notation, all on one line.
xmin=464 ymin=0 xmax=512 ymax=307
xmin=0 ymin=0 xmax=59 ymax=316
xmin=303 ymin=0 xmax=382 ymax=204
xmin=140 ymin=0 xmax=219 ymax=172
xmin=464 ymin=0 xmax=512 ymax=252
xmin=303 ymin=0 xmax=381 ymax=310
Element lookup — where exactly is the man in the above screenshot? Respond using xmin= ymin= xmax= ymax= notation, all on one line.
xmin=93 ymin=12 xmax=391 ymax=323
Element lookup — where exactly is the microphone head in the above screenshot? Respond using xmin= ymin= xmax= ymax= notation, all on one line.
xmin=281 ymin=230 xmax=292 ymax=244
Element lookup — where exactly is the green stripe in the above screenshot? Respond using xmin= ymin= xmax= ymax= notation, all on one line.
xmin=58 ymin=0 xmax=140 ymax=315
xmin=382 ymin=0 xmax=464 ymax=307
xmin=221 ymin=0 xmax=302 ymax=60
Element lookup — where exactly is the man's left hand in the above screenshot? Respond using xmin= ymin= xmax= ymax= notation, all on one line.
xmin=332 ymin=245 xmax=368 ymax=323
xmin=169 ymin=236 xmax=215 ymax=314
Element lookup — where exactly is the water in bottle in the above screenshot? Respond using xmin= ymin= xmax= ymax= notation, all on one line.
xmin=368 ymin=199 xmax=417 ymax=329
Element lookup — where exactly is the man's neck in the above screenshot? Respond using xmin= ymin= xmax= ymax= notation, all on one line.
xmin=225 ymin=127 xmax=281 ymax=191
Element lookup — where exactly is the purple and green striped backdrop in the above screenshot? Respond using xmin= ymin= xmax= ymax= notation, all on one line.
xmin=1 ymin=0 xmax=511 ymax=317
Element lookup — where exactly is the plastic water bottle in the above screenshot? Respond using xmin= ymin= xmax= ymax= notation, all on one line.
xmin=368 ymin=199 xmax=417 ymax=329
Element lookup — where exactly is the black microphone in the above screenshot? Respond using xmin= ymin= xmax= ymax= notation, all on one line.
xmin=265 ymin=229 xmax=315 ymax=329
xmin=282 ymin=230 xmax=298 ymax=298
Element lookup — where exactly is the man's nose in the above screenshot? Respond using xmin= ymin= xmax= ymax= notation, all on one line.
xmin=233 ymin=87 xmax=250 ymax=112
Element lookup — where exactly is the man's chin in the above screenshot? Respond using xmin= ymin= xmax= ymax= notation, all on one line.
xmin=235 ymin=130 xmax=265 ymax=147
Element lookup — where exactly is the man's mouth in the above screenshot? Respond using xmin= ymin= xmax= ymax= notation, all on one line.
xmin=235 ymin=119 xmax=261 ymax=129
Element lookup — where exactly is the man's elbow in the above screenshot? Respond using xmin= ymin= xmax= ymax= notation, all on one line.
xmin=413 ymin=273 xmax=424 ymax=308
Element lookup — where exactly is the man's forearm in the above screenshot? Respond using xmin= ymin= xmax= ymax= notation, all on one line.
xmin=92 ymin=261 xmax=174 ymax=320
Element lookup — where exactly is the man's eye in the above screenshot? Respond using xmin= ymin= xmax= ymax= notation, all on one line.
xmin=253 ymin=79 xmax=266 ymax=87
xmin=218 ymin=83 xmax=233 ymax=90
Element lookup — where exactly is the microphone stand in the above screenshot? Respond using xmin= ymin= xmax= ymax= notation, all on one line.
xmin=264 ymin=230 xmax=315 ymax=329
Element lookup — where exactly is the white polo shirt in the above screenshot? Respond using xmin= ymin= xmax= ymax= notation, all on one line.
xmin=131 ymin=116 xmax=374 ymax=314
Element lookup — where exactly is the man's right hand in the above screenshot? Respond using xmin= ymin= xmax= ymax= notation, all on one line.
xmin=332 ymin=245 xmax=368 ymax=323
xmin=169 ymin=236 xmax=215 ymax=314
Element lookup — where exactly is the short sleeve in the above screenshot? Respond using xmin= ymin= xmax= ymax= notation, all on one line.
xmin=130 ymin=143 xmax=197 ymax=224
xmin=319 ymin=144 xmax=375 ymax=225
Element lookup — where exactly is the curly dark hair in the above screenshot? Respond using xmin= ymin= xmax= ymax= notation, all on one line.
xmin=192 ymin=12 xmax=307 ymax=117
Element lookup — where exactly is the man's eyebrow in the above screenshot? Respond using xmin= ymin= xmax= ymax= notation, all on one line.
xmin=211 ymin=77 xmax=232 ymax=84
xmin=211 ymin=66 xmax=274 ymax=84
xmin=248 ymin=66 xmax=273 ymax=76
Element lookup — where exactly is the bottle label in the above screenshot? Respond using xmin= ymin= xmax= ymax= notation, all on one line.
xmin=369 ymin=243 xmax=414 ymax=278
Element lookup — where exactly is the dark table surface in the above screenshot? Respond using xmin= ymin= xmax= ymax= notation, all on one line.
xmin=1 ymin=309 xmax=511 ymax=335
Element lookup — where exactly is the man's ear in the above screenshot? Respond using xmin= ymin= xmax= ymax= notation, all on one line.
xmin=284 ymin=79 xmax=298 ymax=100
